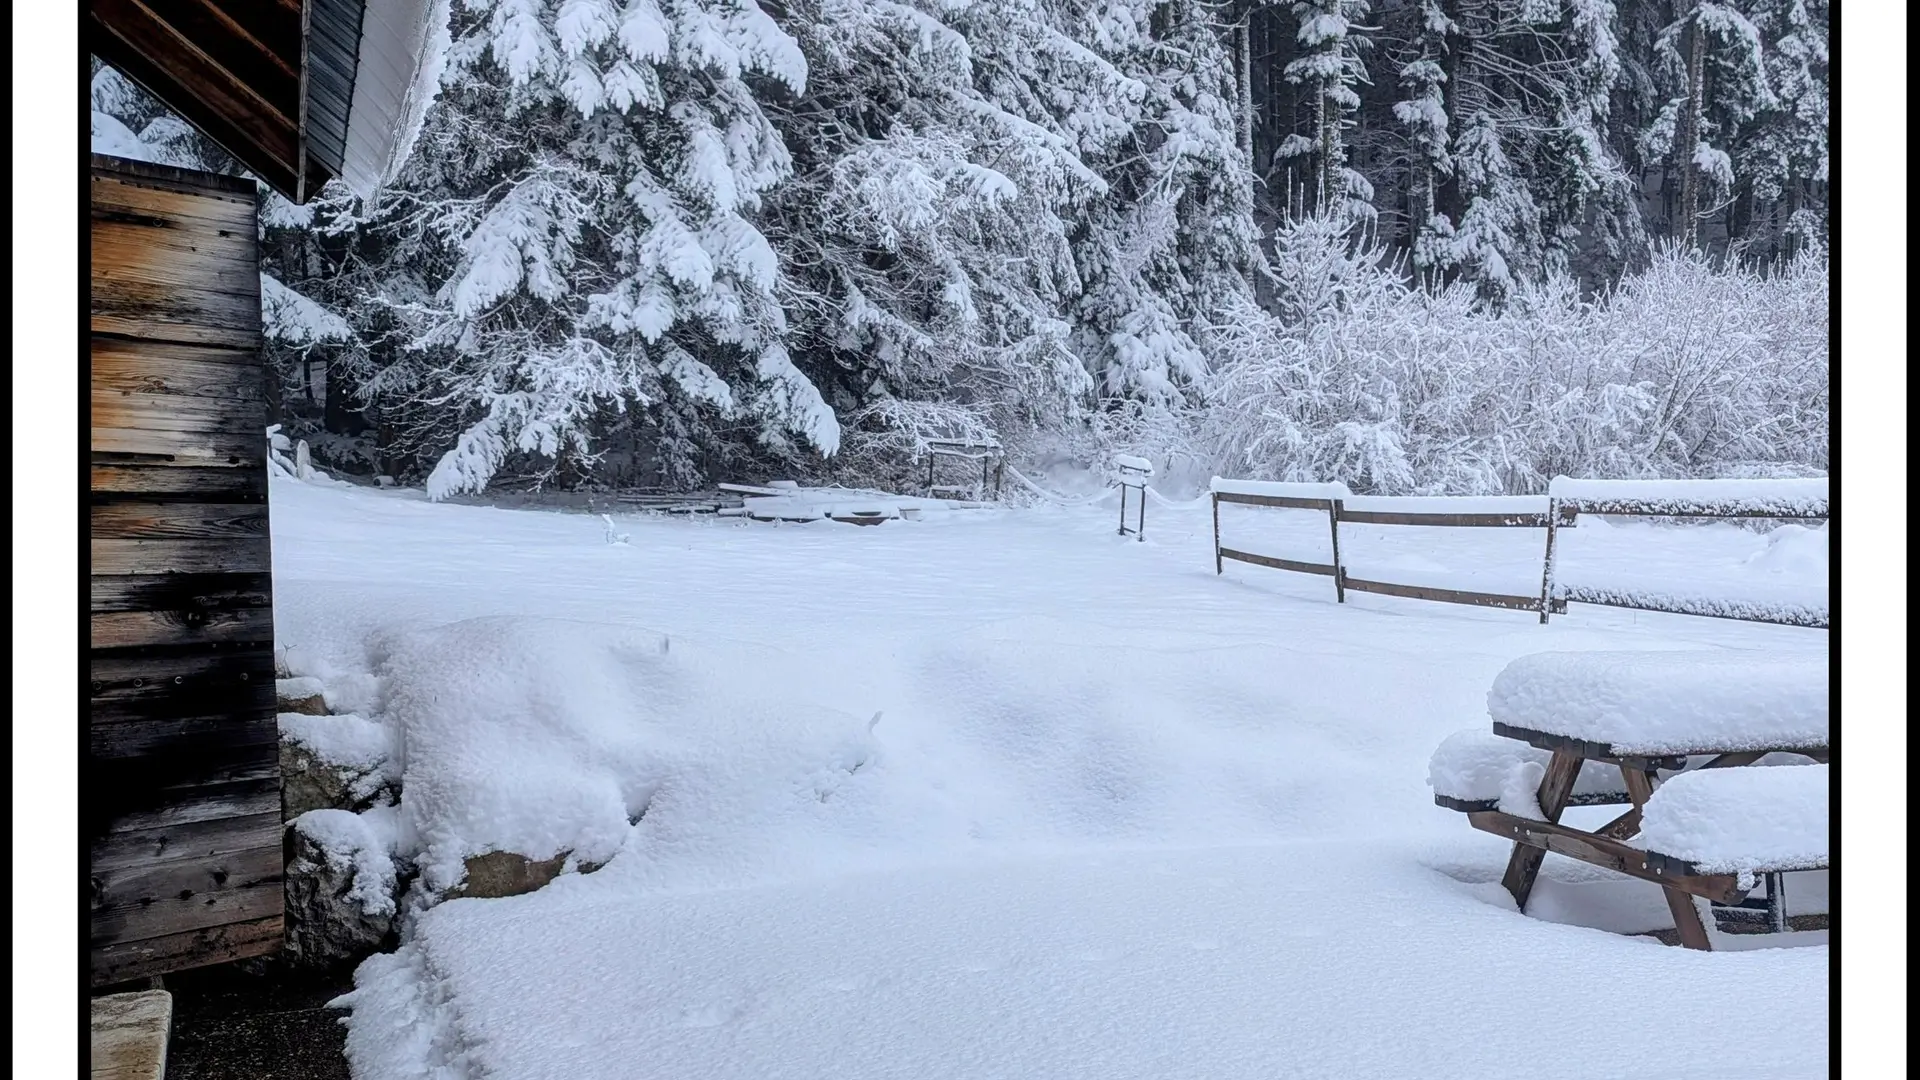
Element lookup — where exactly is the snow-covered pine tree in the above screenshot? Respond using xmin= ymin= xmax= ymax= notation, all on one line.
xmin=1397 ymin=1 xmax=1628 ymax=298
xmin=759 ymin=0 xmax=1103 ymax=474
xmin=1392 ymin=0 xmax=1453 ymax=270
xmin=1279 ymin=0 xmax=1374 ymax=218
xmin=1062 ymin=0 xmax=1261 ymax=423
xmin=1729 ymin=0 xmax=1826 ymax=253
xmin=1643 ymin=1 xmax=1773 ymax=249
xmin=349 ymin=0 xmax=836 ymax=498
xmin=762 ymin=0 xmax=1260 ymax=470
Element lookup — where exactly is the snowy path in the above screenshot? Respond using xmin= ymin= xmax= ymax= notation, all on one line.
xmin=267 ymin=480 xmax=1829 ymax=1079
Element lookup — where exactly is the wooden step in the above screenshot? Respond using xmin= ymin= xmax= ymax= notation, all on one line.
xmin=92 ymin=990 xmax=172 ymax=1080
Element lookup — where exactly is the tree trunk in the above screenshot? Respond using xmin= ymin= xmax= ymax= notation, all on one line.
xmin=1677 ymin=10 xmax=1706 ymax=250
xmin=1320 ymin=87 xmax=1341 ymax=213
xmin=1236 ymin=18 xmax=1254 ymax=167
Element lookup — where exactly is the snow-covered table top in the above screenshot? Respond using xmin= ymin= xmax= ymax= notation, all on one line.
xmin=1639 ymin=764 xmax=1829 ymax=874
xmin=1487 ymin=650 xmax=1828 ymax=755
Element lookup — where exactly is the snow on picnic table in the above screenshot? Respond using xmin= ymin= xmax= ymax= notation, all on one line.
xmin=1487 ymin=651 xmax=1828 ymax=754
xmin=264 ymin=478 xmax=1829 ymax=1080
xmin=1639 ymin=764 xmax=1830 ymax=874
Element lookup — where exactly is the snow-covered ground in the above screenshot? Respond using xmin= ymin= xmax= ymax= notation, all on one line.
xmin=266 ymin=477 xmax=1829 ymax=1080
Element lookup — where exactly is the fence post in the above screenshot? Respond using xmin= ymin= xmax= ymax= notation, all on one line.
xmin=1329 ymin=499 xmax=1346 ymax=603
xmin=1136 ymin=484 xmax=1146 ymax=541
xmin=1212 ymin=493 xmax=1222 ymax=574
xmin=1118 ymin=484 xmax=1128 ymax=536
xmin=1538 ymin=498 xmax=1562 ymax=625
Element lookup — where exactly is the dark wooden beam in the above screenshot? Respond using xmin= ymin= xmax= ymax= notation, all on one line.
xmin=89 ymin=0 xmax=322 ymax=199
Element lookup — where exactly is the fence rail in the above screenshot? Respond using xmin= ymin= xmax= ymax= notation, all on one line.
xmin=1209 ymin=477 xmax=1829 ymax=629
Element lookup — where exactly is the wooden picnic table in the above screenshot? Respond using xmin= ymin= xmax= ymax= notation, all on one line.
xmin=1435 ymin=650 xmax=1830 ymax=950
xmin=1467 ymin=723 xmax=1828 ymax=949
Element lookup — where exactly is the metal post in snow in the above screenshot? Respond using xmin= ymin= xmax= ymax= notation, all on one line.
xmin=1136 ymin=484 xmax=1146 ymax=542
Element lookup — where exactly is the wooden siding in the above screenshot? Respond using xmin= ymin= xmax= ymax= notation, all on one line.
xmin=90 ymin=155 xmax=283 ymax=986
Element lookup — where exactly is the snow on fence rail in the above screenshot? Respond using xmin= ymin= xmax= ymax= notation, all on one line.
xmin=1209 ymin=476 xmax=1829 ymax=628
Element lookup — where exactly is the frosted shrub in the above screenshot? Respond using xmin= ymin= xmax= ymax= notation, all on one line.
xmin=1203 ymin=215 xmax=1827 ymax=494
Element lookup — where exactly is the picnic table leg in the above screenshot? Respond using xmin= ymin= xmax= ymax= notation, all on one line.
xmin=1620 ymin=764 xmax=1714 ymax=950
xmin=1500 ymin=749 xmax=1583 ymax=911
xmin=1766 ymin=873 xmax=1788 ymax=934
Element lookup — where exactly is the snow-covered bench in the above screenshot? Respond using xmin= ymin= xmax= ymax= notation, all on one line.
xmin=1432 ymin=648 xmax=1829 ymax=949
xmin=1638 ymin=764 xmax=1829 ymax=876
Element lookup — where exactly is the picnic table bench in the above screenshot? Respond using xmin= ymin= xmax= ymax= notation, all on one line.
xmin=1431 ymin=650 xmax=1829 ymax=950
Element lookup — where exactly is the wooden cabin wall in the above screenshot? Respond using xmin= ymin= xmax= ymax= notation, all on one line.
xmin=90 ymin=154 xmax=283 ymax=986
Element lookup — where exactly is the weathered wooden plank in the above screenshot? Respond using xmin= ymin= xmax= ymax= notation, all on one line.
xmin=90 ymin=641 xmax=277 ymax=688
xmin=91 ymin=221 xmax=257 ymax=279
xmin=91 ymin=571 xmax=274 ymax=615
xmin=133 ymin=0 xmax=302 ymax=113
xmin=92 ymin=463 xmax=267 ymax=496
xmin=1336 ymin=510 xmax=1554 ymax=528
xmin=93 ymin=879 xmax=284 ymax=956
xmin=89 ymin=154 xmax=258 ymax=209
xmin=93 ymin=397 xmax=268 ymax=443
xmin=89 ymin=656 xmax=276 ymax=712
xmin=1219 ymin=548 xmax=1338 ymax=577
xmin=90 ymin=743 xmax=281 ymax=837
xmin=92 ymin=338 xmax=268 ymax=402
xmin=90 ymin=282 xmax=263 ymax=351
xmin=203 ymin=0 xmax=304 ymax=71
xmin=93 ymin=810 xmax=284 ymax=875
xmin=1340 ymin=574 xmax=1549 ymax=614
xmin=90 ymin=711 xmax=280 ymax=760
xmin=91 ymin=536 xmax=272 ymax=576
xmin=89 ymin=765 xmax=279 ymax=861
xmin=1471 ymin=811 xmax=1751 ymax=905
xmin=92 ymin=605 xmax=276 ymax=649
xmin=93 ymin=394 xmax=268 ymax=441
xmin=92 ymin=425 xmax=266 ymax=464
xmin=92 ymin=501 xmax=270 ymax=542
xmin=1213 ymin=491 xmax=1337 ymax=511
xmin=1433 ymin=790 xmax=1633 ymax=814
xmin=99 ymin=779 xmax=282 ymax=836
xmin=1489 ymin=721 xmax=1827 ymax=768
xmin=88 ymin=189 xmax=258 ymax=255
xmin=91 ymin=914 xmax=283 ymax=987
xmin=91 ymin=685 xmax=274 ymax=730
xmin=91 ymin=826 xmax=281 ymax=917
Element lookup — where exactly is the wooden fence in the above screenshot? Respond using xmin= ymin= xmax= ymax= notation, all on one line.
xmin=1211 ymin=477 xmax=1830 ymax=629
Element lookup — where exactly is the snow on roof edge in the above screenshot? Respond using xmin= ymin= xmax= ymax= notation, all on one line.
xmin=340 ymin=0 xmax=449 ymax=203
